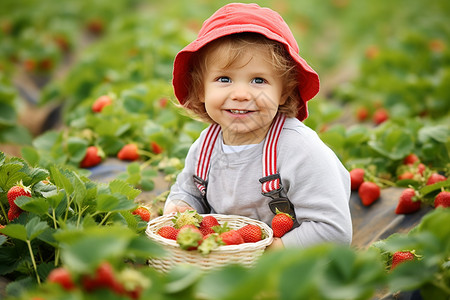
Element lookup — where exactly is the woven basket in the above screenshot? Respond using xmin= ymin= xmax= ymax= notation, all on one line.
xmin=145 ymin=213 xmax=273 ymax=272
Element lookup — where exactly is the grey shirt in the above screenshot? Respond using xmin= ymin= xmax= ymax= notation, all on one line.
xmin=165 ymin=118 xmax=352 ymax=247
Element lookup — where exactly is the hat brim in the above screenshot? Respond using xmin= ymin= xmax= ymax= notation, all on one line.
xmin=172 ymin=25 xmax=320 ymax=121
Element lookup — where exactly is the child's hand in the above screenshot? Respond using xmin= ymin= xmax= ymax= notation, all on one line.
xmin=163 ymin=200 xmax=194 ymax=215
xmin=266 ymin=237 xmax=284 ymax=251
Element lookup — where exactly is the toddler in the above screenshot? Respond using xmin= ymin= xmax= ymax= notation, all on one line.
xmin=164 ymin=3 xmax=352 ymax=249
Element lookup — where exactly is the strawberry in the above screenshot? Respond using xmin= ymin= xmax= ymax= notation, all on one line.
xmin=47 ymin=267 xmax=76 ymax=291
xmin=219 ymin=230 xmax=244 ymax=245
xmin=151 ymin=141 xmax=163 ymax=154
xmin=403 ymin=154 xmax=419 ymax=165
xmin=395 ymin=188 xmax=421 ymax=214
xmin=132 ymin=207 xmax=150 ymax=222
xmin=417 ymin=163 xmax=426 ymax=176
xmin=358 ymin=181 xmax=380 ymax=206
xmin=391 ymin=251 xmax=415 ymax=270
xmin=172 ymin=210 xmax=203 ymax=229
xmin=117 ymin=144 xmax=140 ymax=161
xmin=237 ymin=224 xmax=263 ymax=243
xmin=356 ymin=106 xmax=369 ymax=122
xmin=349 ymin=168 xmax=365 ymax=190
xmin=7 ymin=182 xmax=31 ymax=220
xmin=86 ymin=18 xmax=104 ymax=35
xmin=426 ymin=173 xmax=447 ymax=185
xmin=372 ymin=108 xmax=389 ymax=125
xmin=271 ymin=210 xmax=294 ymax=238
xmin=159 ymin=97 xmax=168 ymax=108
xmin=198 ymin=233 xmax=223 ymax=255
xmin=398 ymin=171 xmax=414 ymax=180
xmin=199 ymin=215 xmax=220 ymax=236
xmin=82 ymin=261 xmax=122 ymax=293
xmin=80 ymin=146 xmax=103 ymax=168
xmin=92 ymin=95 xmax=112 ymax=113
xmin=434 ymin=191 xmax=450 ymax=208
xmin=157 ymin=226 xmax=179 ymax=240
xmin=176 ymin=225 xmax=203 ymax=250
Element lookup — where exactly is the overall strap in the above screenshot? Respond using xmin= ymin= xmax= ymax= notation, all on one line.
xmin=259 ymin=114 xmax=298 ymax=221
xmin=193 ymin=123 xmax=221 ymax=198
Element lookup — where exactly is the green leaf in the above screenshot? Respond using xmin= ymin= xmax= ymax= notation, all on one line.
xmin=1 ymin=224 xmax=27 ymax=241
xmin=71 ymin=172 xmax=87 ymax=206
xmin=21 ymin=146 xmax=40 ymax=167
xmin=127 ymin=235 xmax=165 ymax=258
xmin=45 ymin=190 xmax=66 ymax=209
xmin=15 ymin=196 xmax=49 ymax=215
xmin=50 ymin=166 xmax=74 ymax=195
xmin=26 ymin=216 xmax=49 ymax=240
xmin=96 ymin=193 xmax=136 ymax=212
xmin=368 ymin=125 xmax=414 ymax=160
xmin=418 ymin=125 xmax=449 ymax=144
xmin=67 ymin=137 xmax=88 ymax=163
xmin=109 ymin=179 xmax=141 ymax=200
xmin=0 ymin=162 xmax=25 ymax=190
xmin=419 ymin=179 xmax=450 ymax=196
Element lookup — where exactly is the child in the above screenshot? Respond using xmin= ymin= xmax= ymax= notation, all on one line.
xmin=164 ymin=3 xmax=352 ymax=249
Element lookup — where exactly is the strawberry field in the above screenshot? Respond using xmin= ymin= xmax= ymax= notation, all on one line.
xmin=0 ymin=0 xmax=449 ymax=299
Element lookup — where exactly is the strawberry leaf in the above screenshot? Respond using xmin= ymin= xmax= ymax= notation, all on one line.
xmin=15 ymin=196 xmax=49 ymax=215
xmin=109 ymin=179 xmax=141 ymax=200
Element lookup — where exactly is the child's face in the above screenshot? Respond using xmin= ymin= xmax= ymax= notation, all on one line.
xmin=201 ymin=47 xmax=285 ymax=146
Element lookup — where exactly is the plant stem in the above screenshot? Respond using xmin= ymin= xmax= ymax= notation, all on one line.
xmin=99 ymin=212 xmax=112 ymax=225
xmin=26 ymin=240 xmax=41 ymax=285
xmin=0 ymin=202 xmax=8 ymax=223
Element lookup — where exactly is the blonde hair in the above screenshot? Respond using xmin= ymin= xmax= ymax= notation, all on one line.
xmin=183 ymin=32 xmax=301 ymax=123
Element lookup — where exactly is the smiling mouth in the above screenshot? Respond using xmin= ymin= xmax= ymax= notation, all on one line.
xmin=228 ymin=109 xmax=253 ymax=114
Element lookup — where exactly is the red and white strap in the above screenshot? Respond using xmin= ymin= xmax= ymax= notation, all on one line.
xmin=194 ymin=114 xmax=286 ymax=196
xmin=261 ymin=113 xmax=286 ymax=194
xmin=194 ymin=123 xmax=221 ymax=195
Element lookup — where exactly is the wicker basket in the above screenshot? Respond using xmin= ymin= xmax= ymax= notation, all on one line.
xmin=145 ymin=213 xmax=273 ymax=272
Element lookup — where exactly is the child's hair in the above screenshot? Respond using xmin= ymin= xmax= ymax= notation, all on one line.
xmin=183 ymin=32 xmax=302 ymax=123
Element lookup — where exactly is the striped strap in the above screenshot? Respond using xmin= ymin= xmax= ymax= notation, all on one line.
xmin=261 ymin=113 xmax=286 ymax=194
xmin=194 ymin=124 xmax=221 ymax=196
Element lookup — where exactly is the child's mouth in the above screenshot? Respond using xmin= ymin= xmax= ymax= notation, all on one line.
xmin=228 ymin=109 xmax=251 ymax=114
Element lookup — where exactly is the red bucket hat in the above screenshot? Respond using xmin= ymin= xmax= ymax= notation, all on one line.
xmin=172 ymin=3 xmax=320 ymax=121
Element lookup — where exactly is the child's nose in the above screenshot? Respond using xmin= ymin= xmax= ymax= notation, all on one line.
xmin=230 ymin=84 xmax=251 ymax=101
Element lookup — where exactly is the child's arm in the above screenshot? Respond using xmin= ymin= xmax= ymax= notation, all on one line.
xmin=266 ymin=237 xmax=284 ymax=251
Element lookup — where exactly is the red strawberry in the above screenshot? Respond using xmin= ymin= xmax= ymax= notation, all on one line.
xmin=434 ymin=191 xmax=450 ymax=208
xmin=7 ymin=182 xmax=31 ymax=220
xmin=199 ymin=215 xmax=220 ymax=236
xmin=395 ymin=188 xmax=421 ymax=214
xmin=47 ymin=267 xmax=76 ymax=291
xmin=237 ymin=224 xmax=263 ymax=243
xmin=398 ymin=171 xmax=414 ymax=180
xmin=417 ymin=163 xmax=426 ymax=176
xmin=8 ymin=206 xmax=22 ymax=221
xmin=176 ymin=225 xmax=203 ymax=250
xmin=159 ymin=97 xmax=168 ymax=108
xmin=349 ymin=168 xmax=365 ymax=190
xmin=151 ymin=141 xmax=163 ymax=154
xmin=426 ymin=173 xmax=447 ymax=185
xmin=271 ymin=210 xmax=294 ymax=238
xmin=157 ymin=226 xmax=179 ymax=240
xmin=219 ymin=230 xmax=244 ymax=245
xmin=80 ymin=146 xmax=103 ymax=168
xmin=391 ymin=251 xmax=415 ymax=270
xmin=403 ymin=154 xmax=419 ymax=165
xmin=92 ymin=95 xmax=112 ymax=113
xmin=132 ymin=207 xmax=150 ymax=222
xmin=356 ymin=106 xmax=369 ymax=122
xmin=373 ymin=108 xmax=389 ymax=125
xmin=82 ymin=262 xmax=121 ymax=293
xmin=358 ymin=181 xmax=380 ymax=206
xmin=117 ymin=144 xmax=140 ymax=161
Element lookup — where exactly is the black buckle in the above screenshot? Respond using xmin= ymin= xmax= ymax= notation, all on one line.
xmin=193 ymin=175 xmax=207 ymax=190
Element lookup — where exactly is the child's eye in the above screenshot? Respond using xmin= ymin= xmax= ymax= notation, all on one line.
xmin=216 ymin=76 xmax=231 ymax=83
xmin=252 ymin=77 xmax=266 ymax=84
